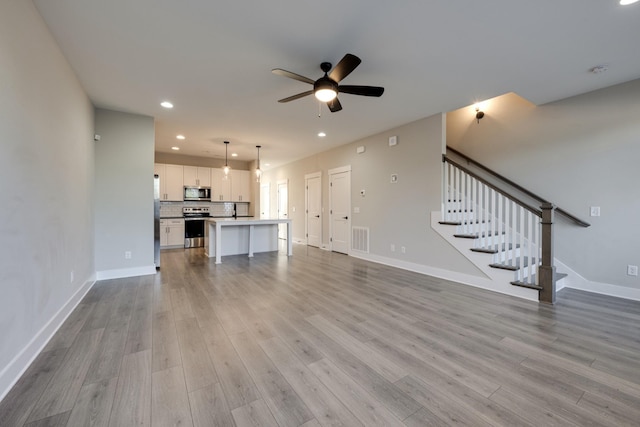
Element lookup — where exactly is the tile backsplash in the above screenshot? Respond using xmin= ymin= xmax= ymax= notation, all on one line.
xmin=160 ymin=201 xmax=250 ymax=218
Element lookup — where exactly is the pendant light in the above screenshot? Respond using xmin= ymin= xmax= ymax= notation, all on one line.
xmin=255 ymin=145 xmax=262 ymax=182
xmin=223 ymin=141 xmax=230 ymax=177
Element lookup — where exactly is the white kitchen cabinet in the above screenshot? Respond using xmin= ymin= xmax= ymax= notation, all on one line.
xmin=231 ymin=170 xmax=250 ymax=202
xmin=160 ymin=218 xmax=185 ymax=248
xmin=183 ymin=166 xmax=211 ymax=187
xmin=154 ymin=163 xmax=184 ymax=201
xmin=211 ymin=168 xmax=232 ymax=201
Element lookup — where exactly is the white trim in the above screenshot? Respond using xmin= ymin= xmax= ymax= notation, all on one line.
xmin=350 ymin=251 xmax=538 ymax=301
xmin=304 ymin=171 xmax=322 ymax=249
xmin=304 ymin=172 xmax=322 ymax=179
xmin=328 ymin=164 xmax=351 ymax=175
xmin=0 ymin=275 xmax=96 ymax=402
xmin=96 ymin=265 xmax=156 ymax=280
xmin=328 ymin=166 xmax=351 ymax=255
xmin=555 ymin=259 xmax=640 ymax=301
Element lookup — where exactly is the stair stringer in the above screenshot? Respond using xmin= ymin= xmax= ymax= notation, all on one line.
xmin=431 ymin=211 xmax=538 ymax=301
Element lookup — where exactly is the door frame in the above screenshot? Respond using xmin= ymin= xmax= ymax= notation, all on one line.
xmin=328 ymin=165 xmax=351 ymax=254
xmin=259 ymin=182 xmax=270 ymax=219
xmin=305 ymin=171 xmax=322 ymax=247
xmin=277 ymin=179 xmax=289 ymax=240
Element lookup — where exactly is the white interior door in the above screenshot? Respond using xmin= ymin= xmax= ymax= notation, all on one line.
xmin=260 ymin=183 xmax=270 ymax=219
xmin=329 ymin=167 xmax=350 ymax=254
xmin=305 ymin=172 xmax=321 ymax=247
xmin=277 ymin=180 xmax=288 ymax=240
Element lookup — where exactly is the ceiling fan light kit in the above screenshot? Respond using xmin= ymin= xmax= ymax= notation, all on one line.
xmin=273 ymin=53 xmax=384 ymax=113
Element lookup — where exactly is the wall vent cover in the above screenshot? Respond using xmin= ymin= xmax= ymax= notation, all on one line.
xmin=351 ymin=227 xmax=370 ymax=253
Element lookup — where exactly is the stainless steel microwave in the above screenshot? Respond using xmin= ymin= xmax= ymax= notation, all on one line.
xmin=184 ymin=186 xmax=211 ymax=201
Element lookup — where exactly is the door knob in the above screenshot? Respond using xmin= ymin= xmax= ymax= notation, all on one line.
xmin=342 ymin=216 xmax=348 ymax=220
xmin=315 ymin=215 xmax=320 ymax=218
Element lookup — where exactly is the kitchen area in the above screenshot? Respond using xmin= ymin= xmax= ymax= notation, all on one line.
xmin=153 ymin=162 xmax=253 ymax=266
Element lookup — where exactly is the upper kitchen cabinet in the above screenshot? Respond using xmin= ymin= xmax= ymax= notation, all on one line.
xmin=211 ymin=168 xmax=232 ymax=201
xmin=231 ymin=170 xmax=250 ymax=202
xmin=183 ymin=166 xmax=211 ymax=187
xmin=154 ymin=163 xmax=184 ymax=201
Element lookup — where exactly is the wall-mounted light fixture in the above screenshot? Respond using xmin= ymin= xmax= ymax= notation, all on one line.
xmin=255 ymin=145 xmax=262 ymax=182
xmin=223 ymin=141 xmax=231 ymax=177
xmin=475 ymin=106 xmax=485 ymax=124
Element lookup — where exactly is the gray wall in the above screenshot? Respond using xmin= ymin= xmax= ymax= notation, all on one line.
xmin=0 ymin=0 xmax=95 ymax=395
xmin=94 ymin=109 xmax=155 ymax=276
xmin=447 ymin=82 xmax=640 ymax=289
xmin=261 ymin=115 xmax=483 ymax=276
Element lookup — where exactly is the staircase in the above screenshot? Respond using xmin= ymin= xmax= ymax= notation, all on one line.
xmin=434 ymin=148 xmax=589 ymax=303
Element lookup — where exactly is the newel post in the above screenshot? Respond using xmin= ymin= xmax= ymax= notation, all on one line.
xmin=539 ymin=203 xmax=556 ymax=304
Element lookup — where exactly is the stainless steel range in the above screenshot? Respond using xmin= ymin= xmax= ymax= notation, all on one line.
xmin=183 ymin=206 xmax=210 ymax=248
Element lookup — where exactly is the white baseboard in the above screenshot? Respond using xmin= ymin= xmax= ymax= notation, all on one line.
xmin=555 ymin=259 xmax=640 ymax=301
xmin=96 ymin=265 xmax=157 ymax=280
xmin=0 ymin=276 xmax=95 ymax=402
xmin=350 ymin=252 xmax=538 ymax=301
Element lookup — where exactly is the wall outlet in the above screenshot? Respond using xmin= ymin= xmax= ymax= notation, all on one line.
xmin=590 ymin=206 xmax=600 ymax=217
xmin=628 ymin=265 xmax=638 ymax=276
xmin=390 ymin=244 xmax=395 ymax=252
xmin=401 ymin=246 xmax=406 ymax=254
xmin=388 ymin=136 xmax=397 ymax=146
xmin=390 ymin=174 xmax=398 ymax=183
xmin=353 ymin=207 xmax=360 ymax=213
xmin=125 ymin=251 xmax=132 ymax=259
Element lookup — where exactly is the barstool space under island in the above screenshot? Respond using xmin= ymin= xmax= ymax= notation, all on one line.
xmin=204 ymin=218 xmax=293 ymax=264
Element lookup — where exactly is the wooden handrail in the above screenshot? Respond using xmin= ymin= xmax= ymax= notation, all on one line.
xmin=446 ymin=147 xmax=590 ymax=227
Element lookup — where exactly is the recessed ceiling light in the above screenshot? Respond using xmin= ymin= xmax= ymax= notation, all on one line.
xmin=318 ymin=132 xmax=326 ymax=137
xmin=176 ymin=135 xmax=185 ymax=140
xmin=231 ymin=153 xmax=238 ymax=157
xmin=160 ymin=101 xmax=174 ymax=109
xmin=620 ymin=0 xmax=638 ymax=5
xmin=171 ymin=146 xmax=180 ymax=150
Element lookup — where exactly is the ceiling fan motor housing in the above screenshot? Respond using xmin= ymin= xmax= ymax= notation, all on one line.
xmin=314 ymin=76 xmax=338 ymax=94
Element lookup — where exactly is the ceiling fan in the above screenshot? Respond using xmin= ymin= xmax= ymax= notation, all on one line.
xmin=272 ymin=53 xmax=384 ymax=113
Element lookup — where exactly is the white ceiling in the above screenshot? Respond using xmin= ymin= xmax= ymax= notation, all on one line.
xmin=34 ymin=0 xmax=640 ymax=169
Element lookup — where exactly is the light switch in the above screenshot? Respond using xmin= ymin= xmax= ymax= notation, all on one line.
xmin=590 ymin=206 xmax=600 ymax=217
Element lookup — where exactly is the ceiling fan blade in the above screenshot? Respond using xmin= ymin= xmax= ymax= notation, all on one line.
xmin=327 ymin=98 xmax=342 ymax=113
xmin=272 ymin=69 xmax=315 ymax=85
xmin=328 ymin=54 xmax=361 ymax=82
xmin=278 ymin=90 xmax=314 ymax=103
xmin=338 ymin=85 xmax=384 ymax=97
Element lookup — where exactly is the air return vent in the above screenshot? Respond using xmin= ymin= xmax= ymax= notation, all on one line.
xmin=351 ymin=227 xmax=370 ymax=253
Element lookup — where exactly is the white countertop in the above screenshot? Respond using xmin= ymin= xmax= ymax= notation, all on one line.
xmin=206 ymin=217 xmax=291 ymax=225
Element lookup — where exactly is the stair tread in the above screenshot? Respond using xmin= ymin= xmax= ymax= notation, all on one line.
xmin=439 ymin=219 xmax=491 ymax=226
xmin=454 ymin=231 xmax=504 ymax=239
xmin=471 ymin=244 xmax=519 ymax=254
xmin=511 ymin=280 xmax=543 ymax=291
xmin=511 ymin=272 xmax=568 ymax=290
xmin=490 ymin=257 xmax=531 ymax=271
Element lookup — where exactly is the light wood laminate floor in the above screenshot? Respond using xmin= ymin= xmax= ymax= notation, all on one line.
xmin=2 ymin=245 xmax=640 ymax=426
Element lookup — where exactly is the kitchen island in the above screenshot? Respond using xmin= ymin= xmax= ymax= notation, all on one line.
xmin=205 ymin=218 xmax=292 ymax=264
